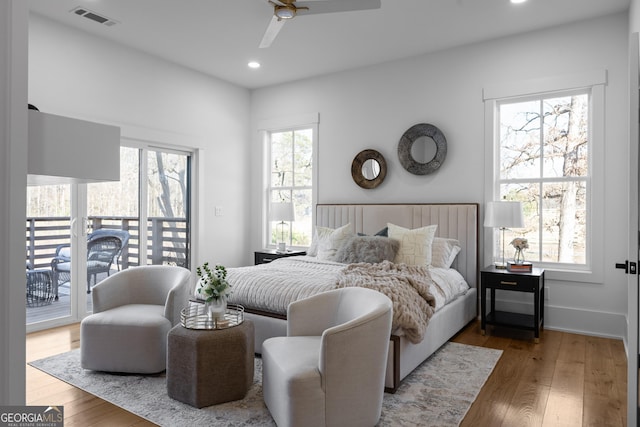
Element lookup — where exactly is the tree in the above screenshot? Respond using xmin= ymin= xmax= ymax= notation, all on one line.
xmin=500 ymin=94 xmax=588 ymax=263
xmin=150 ymin=151 xmax=188 ymax=267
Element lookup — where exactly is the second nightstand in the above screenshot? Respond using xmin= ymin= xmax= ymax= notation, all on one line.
xmin=480 ymin=265 xmax=545 ymax=342
xmin=254 ymin=249 xmax=306 ymax=265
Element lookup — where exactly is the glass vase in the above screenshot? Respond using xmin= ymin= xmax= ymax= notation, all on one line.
xmin=206 ymin=297 xmax=227 ymax=321
xmin=513 ymin=248 xmax=525 ymax=264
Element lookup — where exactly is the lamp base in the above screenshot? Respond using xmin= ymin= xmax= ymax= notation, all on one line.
xmin=494 ymin=261 xmax=507 ymax=270
xmin=277 ymin=242 xmax=287 ymax=253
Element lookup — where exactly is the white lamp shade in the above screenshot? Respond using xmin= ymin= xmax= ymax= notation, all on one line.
xmin=484 ymin=201 xmax=524 ymax=228
xmin=270 ymin=202 xmax=295 ymax=222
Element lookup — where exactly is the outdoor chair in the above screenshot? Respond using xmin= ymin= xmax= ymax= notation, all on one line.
xmin=26 ymin=262 xmax=55 ymax=307
xmin=51 ymin=235 xmax=122 ymax=296
xmin=89 ymin=229 xmax=130 ymax=271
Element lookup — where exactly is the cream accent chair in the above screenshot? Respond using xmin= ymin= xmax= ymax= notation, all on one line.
xmin=262 ymin=287 xmax=393 ymax=427
xmin=80 ymin=265 xmax=192 ymax=374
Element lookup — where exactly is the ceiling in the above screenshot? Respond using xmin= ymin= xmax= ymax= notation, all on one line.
xmin=28 ymin=0 xmax=630 ymax=90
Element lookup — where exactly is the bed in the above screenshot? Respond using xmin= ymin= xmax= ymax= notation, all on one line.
xmin=226 ymin=203 xmax=479 ymax=392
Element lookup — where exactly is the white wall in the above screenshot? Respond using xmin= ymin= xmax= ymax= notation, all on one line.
xmin=0 ymin=0 xmax=28 ymax=405
xmin=29 ymin=14 xmax=252 ymax=268
xmin=250 ymin=13 xmax=630 ymax=338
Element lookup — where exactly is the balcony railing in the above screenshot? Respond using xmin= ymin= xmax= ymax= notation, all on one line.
xmin=26 ymin=216 xmax=189 ymax=271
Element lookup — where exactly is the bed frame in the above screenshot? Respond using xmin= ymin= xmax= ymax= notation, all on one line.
xmin=246 ymin=203 xmax=479 ymax=392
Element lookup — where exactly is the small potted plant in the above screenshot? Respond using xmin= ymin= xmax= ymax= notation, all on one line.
xmin=195 ymin=262 xmax=232 ymax=320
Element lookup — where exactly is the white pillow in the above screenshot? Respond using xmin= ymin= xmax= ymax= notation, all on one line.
xmin=387 ymin=223 xmax=438 ymax=266
xmin=431 ymin=237 xmax=462 ymax=269
xmin=308 ymin=223 xmax=353 ymax=261
xmin=307 ymin=227 xmax=330 ymax=257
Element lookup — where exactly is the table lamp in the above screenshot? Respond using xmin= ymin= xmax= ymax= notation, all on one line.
xmin=484 ymin=201 xmax=524 ymax=269
xmin=270 ymin=202 xmax=295 ymax=252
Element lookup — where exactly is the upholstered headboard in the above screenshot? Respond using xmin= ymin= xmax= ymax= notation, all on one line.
xmin=315 ymin=203 xmax=479 ymax=289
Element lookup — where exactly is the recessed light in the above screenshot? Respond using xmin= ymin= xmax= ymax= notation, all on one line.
xmin=248 ymin=61 xmax=261 ymax=69
xmin=510 ymin=0 xmax=527 ymax=3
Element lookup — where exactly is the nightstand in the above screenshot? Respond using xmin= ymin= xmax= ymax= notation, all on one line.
xmin=480 ymin=265 xmax=545 ymax=342
xmin=254 ymin=249 xmax=306 ymax=265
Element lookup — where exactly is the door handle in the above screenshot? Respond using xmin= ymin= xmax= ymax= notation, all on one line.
xmin=616 ymin=260 xmax=638 ymax=274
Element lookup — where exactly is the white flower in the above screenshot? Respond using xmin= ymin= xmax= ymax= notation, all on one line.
xmin=510 ymin=237 xmax=529 ymax=250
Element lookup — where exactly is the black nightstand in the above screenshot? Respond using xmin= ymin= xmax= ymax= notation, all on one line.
xmin=254 ymin=249 xmax=306 ymax=265
xmin=480 ymin=265 xmax=545 ymax=343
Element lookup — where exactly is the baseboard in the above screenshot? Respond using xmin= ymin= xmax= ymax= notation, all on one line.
xmin=493 ymin=299 xmax=625 ymax=340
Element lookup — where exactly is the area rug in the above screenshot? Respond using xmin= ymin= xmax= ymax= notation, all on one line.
xmin=29 ymin=341 xmax=501 ymax=426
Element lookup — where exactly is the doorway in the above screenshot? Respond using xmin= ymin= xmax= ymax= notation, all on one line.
xmin=26 ymin=145 xmax=192 ymax=331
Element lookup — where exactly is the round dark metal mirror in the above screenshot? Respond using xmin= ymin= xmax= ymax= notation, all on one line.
xmin=351 ymin=149 xmax=387 ymax=189
xmin=397 ymin=123 xmax=447 ymax=175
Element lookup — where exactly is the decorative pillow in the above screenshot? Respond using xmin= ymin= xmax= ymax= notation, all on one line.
xmin=358 ymin=227 xmax=388 ymax=237
xmin=334 ymin=235 xmax=400 ymax=264
xmin=431 ymin=237 xmax=462 ymax=269
xmin=307 ymin=227 xmax=330 ymax=256
xmin=308 ymin=223 xmax=353 ymax=261
xmin=387 ymin=223 xmax=438 ymax=266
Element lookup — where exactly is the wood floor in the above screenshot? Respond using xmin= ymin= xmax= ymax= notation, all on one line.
xmin=453 ymin=322 xmax=627 ymax=427
xmin=26 ymin=320 xmax=627 ymax=427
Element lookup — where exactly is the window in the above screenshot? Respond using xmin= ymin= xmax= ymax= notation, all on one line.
xmin=497 ymin=91 xmax=590 ymax=266
xmin=87 ymin=146 xmax=191 ymax=268
xmin=267 ymin=128 xmax=314 ymax=248
xmin=145 ymin=149 xmax=191 ymax=267
xmin=485 ymin=71 xmax=605 ymax=280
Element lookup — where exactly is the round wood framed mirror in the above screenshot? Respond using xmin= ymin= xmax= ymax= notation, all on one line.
xmin=351 ymin=149 xmax=387 ymax=189
xmin=397 ymin=123 xmax=447 ymax=175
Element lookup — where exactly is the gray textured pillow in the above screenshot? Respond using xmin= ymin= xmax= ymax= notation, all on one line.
xmin=334 ymin=235 xmax=400 ymax=264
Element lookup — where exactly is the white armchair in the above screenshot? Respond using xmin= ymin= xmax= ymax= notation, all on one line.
xmin=262 ymin=287 xmax=393 ymax=427
xmin=80 ymin=265 xmax=192 ymax=374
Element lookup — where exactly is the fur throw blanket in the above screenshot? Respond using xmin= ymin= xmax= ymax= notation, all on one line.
xmin=336 ymin=260 xmax=436 ymax=344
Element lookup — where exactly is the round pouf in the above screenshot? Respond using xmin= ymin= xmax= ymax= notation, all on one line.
xmin=167 ymin=319 xmax=255 ymax=408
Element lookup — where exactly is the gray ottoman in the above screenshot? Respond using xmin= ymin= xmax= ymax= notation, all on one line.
xmin=167 ymin=319 xmax=255 ymax=408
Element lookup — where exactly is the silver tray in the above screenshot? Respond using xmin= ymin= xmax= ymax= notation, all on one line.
xmin=180 ymin=302 xmax=244 ymax=330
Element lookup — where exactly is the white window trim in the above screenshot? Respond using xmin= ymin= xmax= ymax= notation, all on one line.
xmin=483 ymin=72 xmax=605 ymax=284
xmin=258 ymin=113 xmax=319 ymax=249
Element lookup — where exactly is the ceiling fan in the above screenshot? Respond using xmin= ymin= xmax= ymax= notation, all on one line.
xmin=259 ymin=0 xmax=381 ymax=48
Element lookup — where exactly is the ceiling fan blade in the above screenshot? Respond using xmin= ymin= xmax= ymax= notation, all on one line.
xmin=295 ymin=0 xmax=381 ymax=16
xmin=267 ymin=0 xmax=287 ymax=6
xmin=259 ymin=15 xmax=287 ymax=48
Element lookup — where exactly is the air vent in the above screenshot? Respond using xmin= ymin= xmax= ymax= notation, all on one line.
xmin=70 ymin=7 xmax=118 ymax=27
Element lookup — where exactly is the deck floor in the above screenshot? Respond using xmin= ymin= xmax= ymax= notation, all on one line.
xmin=26 ymin=271 xmax=116 ymax=325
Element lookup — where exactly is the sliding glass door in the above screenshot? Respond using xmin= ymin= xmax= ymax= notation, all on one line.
xmin=26 ymin=145 xmax=192 ymax=331
xmin=26 ymin=183 xmax=77 ymax=327
xmin=86 ymin=146 xmax=140 ymax=312
xmin=146 ymin=148 xmax=190 ymax=268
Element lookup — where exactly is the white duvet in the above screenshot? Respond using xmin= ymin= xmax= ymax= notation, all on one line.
xmin=226 ymin=256 xmax=341 ymax=314
xmin=226 ymin=255 xmax=469 ymax=316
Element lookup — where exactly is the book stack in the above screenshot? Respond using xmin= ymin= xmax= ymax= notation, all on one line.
xmin=507 ymin=261 xmax=533 ymax=272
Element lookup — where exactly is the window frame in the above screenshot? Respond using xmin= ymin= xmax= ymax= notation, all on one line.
xmin=259 ymin=113 xmax=319 ymax=250
xmin=483 ymin=71 xmax=605 ymax=283
xmin=120 ymin=138 xmax=196 ymax=270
